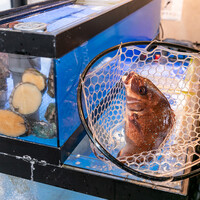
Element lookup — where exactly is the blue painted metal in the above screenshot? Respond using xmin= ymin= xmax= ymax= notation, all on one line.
xmin=55 ymin=0 xmax=161 ymax=146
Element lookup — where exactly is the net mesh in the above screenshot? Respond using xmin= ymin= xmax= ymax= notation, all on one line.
xmin=81 ymin=44 xmax=200 ymax=177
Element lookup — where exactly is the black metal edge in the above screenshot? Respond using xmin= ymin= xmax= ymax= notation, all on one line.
xmin=0 ymin=154 xmax=187 ymax=200
xmin=0 ymin=0 xmax=75 ymax=25
xmin=60 ymin=124 xmax=86 ymax=163
xmin=0 ymin=30 xmax=55 ymax=57
xmin=33 ymin=164 xmax=187 ymax=200
xmin=55 ymin=0 xmax=152 ymax=58
xmin=52 ymin=58 xmax=60 ymax=148
xmin=0 ymin=153 xmax=31 ymax=179
xmin=77 ymin=40 xmax=200 ymax=182
xmin=0 ymin=135 xmax=61 ymax=165
xmin=11 ymin=0 xmax=28 ymax=8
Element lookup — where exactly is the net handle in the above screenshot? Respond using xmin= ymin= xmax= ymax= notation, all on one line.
xmin=77 ymin=41 xmax=200 ymax=182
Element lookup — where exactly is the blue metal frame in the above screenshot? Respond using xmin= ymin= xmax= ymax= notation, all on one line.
xmin=55 ymin=0 xmax=161 ymax=147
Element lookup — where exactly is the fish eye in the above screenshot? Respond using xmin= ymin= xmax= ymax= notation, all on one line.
xmin=139 ymin=86 xmax=147 ymax=95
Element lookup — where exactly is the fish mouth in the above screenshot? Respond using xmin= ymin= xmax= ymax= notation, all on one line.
xmin=126 ymin=98 xmax=144 ymax=112
xmin=122 ymin=72 xmax=138 ymax=85
xmin=126 ymin=97 xmax=141 ymax=104
xmin=127 ymin=106 xmax=144 ymax=112
xmin=127 ymin=99 xmax=141 ymax=104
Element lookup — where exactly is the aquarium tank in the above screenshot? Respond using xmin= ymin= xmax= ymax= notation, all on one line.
xmin=0 ymin=0 xmax=161 ymax=164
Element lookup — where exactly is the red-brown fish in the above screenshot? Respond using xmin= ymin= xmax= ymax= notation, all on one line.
xmin=118 ymin=71 xmax=175 ymax=158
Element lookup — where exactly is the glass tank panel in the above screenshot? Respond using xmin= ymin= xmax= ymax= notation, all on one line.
xmin=0 ymin=53 xmax=57 ymax=146
xmin=19 ymin=4 xmax=107 ymax=32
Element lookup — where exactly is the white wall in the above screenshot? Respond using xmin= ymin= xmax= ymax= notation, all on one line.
xmin=161 ymin=0 xmax=200 ymax=42
xmin=0 ymin=0 xmax=11 ymax=11
xmin=28 ymin=0 xmax=47 ymax=3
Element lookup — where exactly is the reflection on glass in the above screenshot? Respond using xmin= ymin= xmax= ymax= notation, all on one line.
xmin=0 ymin=53 xmax=57 ymax=146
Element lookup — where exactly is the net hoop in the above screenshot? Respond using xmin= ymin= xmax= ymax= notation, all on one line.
xmin=77 ymin=41 xmax=200 ymax=182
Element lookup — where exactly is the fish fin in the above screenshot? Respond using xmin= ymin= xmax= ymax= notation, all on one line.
xmin=117 ymin=146 xmax=136 ymax=158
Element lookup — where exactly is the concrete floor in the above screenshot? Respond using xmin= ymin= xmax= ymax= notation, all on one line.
xmin=0 ymin=173 xmax=104 ymax=200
